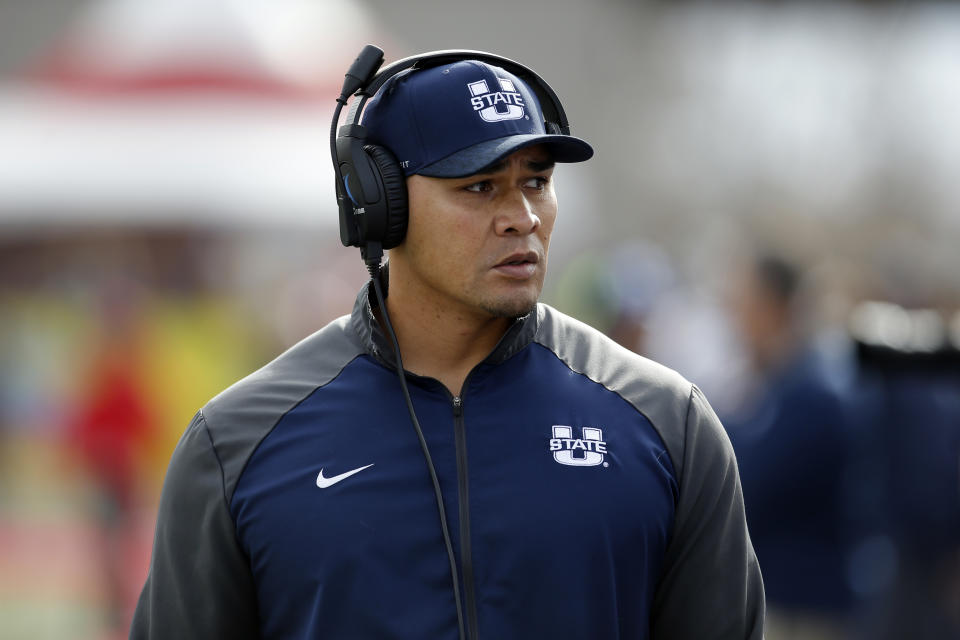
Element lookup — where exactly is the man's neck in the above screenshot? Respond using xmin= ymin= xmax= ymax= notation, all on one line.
xmin=377 ymin=281 xmax=513 ymax=397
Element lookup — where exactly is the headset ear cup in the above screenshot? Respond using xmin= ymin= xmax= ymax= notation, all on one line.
xmin=363 ymin=145 xmax=408 ymax=250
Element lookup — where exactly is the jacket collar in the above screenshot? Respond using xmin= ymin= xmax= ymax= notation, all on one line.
xmin=349 ymin=268 xmax=540 ymax=370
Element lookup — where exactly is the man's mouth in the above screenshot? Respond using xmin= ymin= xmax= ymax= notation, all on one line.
xmin=493 ymin=252 xmax=540 ymax=278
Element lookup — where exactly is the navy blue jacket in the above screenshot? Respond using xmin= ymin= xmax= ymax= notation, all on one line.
xmin=132 ymin=282 xmax=764 ymax=639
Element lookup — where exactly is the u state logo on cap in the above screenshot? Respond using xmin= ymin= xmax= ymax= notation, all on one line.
xmin=467 ymin=78 xmax=526 ymax=123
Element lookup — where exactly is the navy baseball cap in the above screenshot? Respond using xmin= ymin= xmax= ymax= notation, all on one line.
xmin=361 ymin=60 xmax=593 ymax=178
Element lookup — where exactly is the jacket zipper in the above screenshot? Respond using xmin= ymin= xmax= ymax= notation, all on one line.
xmin=452 ymin=395 xmax=480 ymax=640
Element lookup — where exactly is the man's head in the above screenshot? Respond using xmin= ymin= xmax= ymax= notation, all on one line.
xmin=357 ymin=56 xmax=593 ymax=320
xmin=729 ymin=253 xmax=803 ymax=371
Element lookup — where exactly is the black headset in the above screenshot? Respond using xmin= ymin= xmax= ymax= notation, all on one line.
xmin=330 ymin=44 xmax=576 ymax=269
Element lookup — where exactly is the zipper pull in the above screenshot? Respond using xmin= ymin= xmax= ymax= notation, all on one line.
xmin=452 ymin=396 xmax=463 ymax=417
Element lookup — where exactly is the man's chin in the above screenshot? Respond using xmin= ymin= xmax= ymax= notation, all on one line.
xmin=478 ymin=296 xmax=539 ymax=320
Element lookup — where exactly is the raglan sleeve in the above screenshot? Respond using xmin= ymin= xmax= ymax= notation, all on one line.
xmin=130 ymin=411 xmax=261 ymax=639
xmin=650 ymin=385 xmax=765 ymax=639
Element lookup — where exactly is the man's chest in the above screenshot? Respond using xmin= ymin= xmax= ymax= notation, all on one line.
xmin=229 ymin=355 xmax=678 ymax=637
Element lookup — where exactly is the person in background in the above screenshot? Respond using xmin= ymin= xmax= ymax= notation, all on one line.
xmin=722 ymin=252 xmax=855 ymax=640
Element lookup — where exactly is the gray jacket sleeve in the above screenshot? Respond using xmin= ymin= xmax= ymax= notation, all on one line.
xmin=651 ymin=386 xmax=765 ymax=639
xmin=130 ymin=411 xmax=260 ymax=639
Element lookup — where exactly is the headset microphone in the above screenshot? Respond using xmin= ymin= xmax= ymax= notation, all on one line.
xmin=338 ymin=45 xmax=384 ymax=101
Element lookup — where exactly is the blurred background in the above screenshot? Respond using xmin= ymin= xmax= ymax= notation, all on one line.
xmin=0 ymin=1 xmax=957 ymax=638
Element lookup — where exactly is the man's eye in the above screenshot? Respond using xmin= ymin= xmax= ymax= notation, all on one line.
xmin=524 ymin=177 xmax=549 ymax=190
xmin=464 ymin=181 xmax=492 ymax=193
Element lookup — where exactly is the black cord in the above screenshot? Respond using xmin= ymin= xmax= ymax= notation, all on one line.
xmin=368 ymin=263 xmax=467 ymax=640
xmin=329 ymin=98 xmax=345 ymax=180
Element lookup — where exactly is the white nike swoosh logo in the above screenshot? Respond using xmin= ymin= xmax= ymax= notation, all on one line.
xmin=316 ymin=463 xmax=374 ymax=489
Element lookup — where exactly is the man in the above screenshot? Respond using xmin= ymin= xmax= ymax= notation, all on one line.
xmin=131 ymin=51 xmax=764 ymax=639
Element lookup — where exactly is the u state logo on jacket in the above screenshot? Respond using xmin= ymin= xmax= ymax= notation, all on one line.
xmin=549 ymin=426 xmax=609 ymax=467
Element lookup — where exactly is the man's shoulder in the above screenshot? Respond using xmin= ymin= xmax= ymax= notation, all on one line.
xmin=202 ymin=316 xmax=363 ymax=428
xmin=534 ymin=303 xmax=691 ymax=401
xmin=534 ymin=303 xmax=694 ymax=469
xmin=183 ymin=314 xmax=366 ymax=500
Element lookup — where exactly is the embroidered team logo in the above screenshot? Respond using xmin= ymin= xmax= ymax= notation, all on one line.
xmin=467 ymin=78 xmax=526 ymax=123
xmin=550 ymin=426 xmax=608 ymax=467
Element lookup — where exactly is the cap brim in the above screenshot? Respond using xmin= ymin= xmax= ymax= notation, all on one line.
xmin=415 ymin=134 xmax=594 ymax=178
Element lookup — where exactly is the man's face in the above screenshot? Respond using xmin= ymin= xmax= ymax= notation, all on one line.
xmin=390 ymin=145 xmax=557 ymax=321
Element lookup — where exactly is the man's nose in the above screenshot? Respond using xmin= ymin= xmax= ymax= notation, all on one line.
xmin=494 ymin=188 xmax=541 ymax=235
